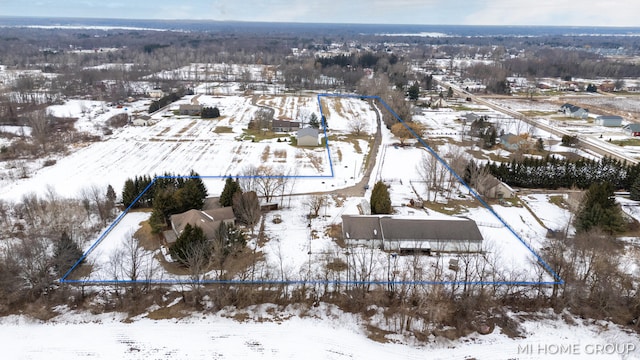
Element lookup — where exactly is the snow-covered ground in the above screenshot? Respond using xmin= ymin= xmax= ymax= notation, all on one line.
xmin=0 ymin=95 xmax=373 ymax=201
xmin=1 ymin=306 xmax=638 ymax=360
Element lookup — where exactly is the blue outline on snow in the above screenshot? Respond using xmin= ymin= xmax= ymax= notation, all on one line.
xmin=60 ymin=94 xmax=563 ymax=287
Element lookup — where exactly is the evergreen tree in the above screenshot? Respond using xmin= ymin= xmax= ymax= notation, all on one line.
xmin=201 ymin=106 xmax=221 ymax=118
xmin=370 ymin=181 xmax=392 ymax=214
xmin=630 ymin=176 xmax=640 ymax=201
xmin=407 ymin=82 xmax=420 ymax=101
xmin=106 ymin=184 xmax=117 ymax=205
xmin=309 ymin=113 xmax=320 ymax=129
xmin=149 ymin=189 xmax=176 ymax=233
xmin=575 ymin=182 xmax=625 ymax=234
xmin=220 ymin=177 xmax=242 ymax=207
xmin=214 ymin=222 xmax=246 ymax=257
xmin=121 ymin=179 xmax=137 ymax=208
xmin=53 ymin=231 xmax=84 ymax=276
xmin=169 ymin=223 xmax=209 ymax=266
xmin=447 ymin=86 xmax=454 ymax=98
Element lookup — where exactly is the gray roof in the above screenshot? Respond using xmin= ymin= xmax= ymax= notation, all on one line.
xmin=596 ymin=115 xmax=623 ymax=120
xmin=342 ymin=215 xmax=483 ymax=242
xmin=560 ymin=103 xmax=587 ymax=114
xmin=297 ymin=127 xmax=319 ymax=137
xmin=624 ymin=124 xmax=640 ymax=132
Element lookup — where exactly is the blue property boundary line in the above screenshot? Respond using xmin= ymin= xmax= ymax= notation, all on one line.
xmin=60 ymin=93 xmax=563 ymax=286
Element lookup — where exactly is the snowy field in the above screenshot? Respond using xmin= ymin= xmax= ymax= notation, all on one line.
xmin=2 ymin=306 xmax=639 ymax=360
xmin=0 ymin=95 xmax=375 ymax=201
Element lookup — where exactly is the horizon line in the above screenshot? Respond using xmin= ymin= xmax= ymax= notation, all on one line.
xmin=0 ymin=15 xmax=639 ymax=30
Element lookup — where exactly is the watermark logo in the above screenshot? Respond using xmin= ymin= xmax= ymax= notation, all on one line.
xmin=518 ymin=342 xmax=636 ymax=356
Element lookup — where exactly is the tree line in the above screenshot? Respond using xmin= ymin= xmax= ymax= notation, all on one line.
xmin=482 ymin=155 xmax=640 ymax=190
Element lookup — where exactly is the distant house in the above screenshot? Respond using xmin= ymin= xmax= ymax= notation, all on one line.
xmin=148 ymin=89 xmax=164 ymax=99
xmin=481 ymin=179 xmax=516 ymax=199
xmin=179 ymin=104 xmax=203 ymax=116
xmin=132 ymin=115 xmax=152 ymax=126
xmin=559 ymin=103 xmax=589 ymax=119
xmin=462 ymin=112 xmax=480 ymax=123
xmin=623 ymin=124 xmax=640 ymax=137
xmin=272 ymin=119 xmax=301 ymax=133
xmin=297 ymin=127 xmax=319 ymax=146
xmin=499 ymin=133 xmax=529 ymax=151
xmin=595 ymin=115 xmax=623 ymax=127
xmin=167 ymin=207 xmax=235 ymax=244
xmin=599 ymin=82 xmax=615 ymax=92
xmin=341 ymin=215 xmax=483 ymax=254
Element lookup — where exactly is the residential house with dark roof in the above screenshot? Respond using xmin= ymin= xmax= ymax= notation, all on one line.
xmin=341 ymin=215 xmax=483 ymax=253
xmin=166 ymin=207 xmax=235 ymax=244
xmin=272 ymin=119 xmax=301 ymax=133
xmin=559 ymin=103 xmax=589 ymax=119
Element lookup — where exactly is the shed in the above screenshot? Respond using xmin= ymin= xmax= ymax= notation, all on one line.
xmin=297 ymin=127 xmax=319 ymax=147
xmin=595 ymin=115 xmax=623 ymax=127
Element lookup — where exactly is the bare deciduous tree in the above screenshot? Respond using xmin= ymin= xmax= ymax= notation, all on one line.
xmin=232 ymin=190 xmax=261 ymax=235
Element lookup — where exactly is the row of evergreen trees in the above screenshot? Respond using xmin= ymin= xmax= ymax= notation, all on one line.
xmin=148 ymin=90 xmax=184 ymax=113
xmin=483 ymin=156 xmax=640 ymax=190
xmin=121 ymin=171 xmax=208 ymax=233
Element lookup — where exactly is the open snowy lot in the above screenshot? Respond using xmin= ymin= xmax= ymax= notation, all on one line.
xmin=2 ymin=306 xmax=638 ymax=360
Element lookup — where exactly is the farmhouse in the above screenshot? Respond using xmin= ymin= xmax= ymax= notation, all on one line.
xmin=595 ymin=115 xmax=623 ymax=127
xmin=341 ymin=215 xmax=483 ymax=254
xmin=272 ymin=119 xmax=301 ymax=132
xmin=559 ymin=103 xmax=589 ymax=119
xmin=179 ymin=104 xmax=203 ymax=116
xmin=166 ymin=207 xmax=235 ymax=244
xmin=297 ymin=127 xmax=319 ymax=146
xmin=623 ymin=124 xmax=640 ymax=137
xmin=132 ymin=115 xmax=152 ymax=126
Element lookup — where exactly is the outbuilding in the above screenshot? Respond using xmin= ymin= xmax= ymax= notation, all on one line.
xmin=297 ymin=127 xmax=319 ymax=147
xmin=595 ymin=115 xmax=623 ymax=127
xmin=341 ymin=215 xmax=483 ymax=254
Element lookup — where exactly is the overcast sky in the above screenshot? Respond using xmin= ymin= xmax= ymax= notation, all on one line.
xmin=1 ymin=0 xmax=638 ymax=27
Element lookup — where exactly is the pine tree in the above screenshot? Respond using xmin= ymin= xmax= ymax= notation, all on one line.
xmin=53 ymin=231 xmax=84 ymax=276
xmin=121 ymin=179 xmax=137 ymax=208
xmin=630 ymin=176 xmax=640 ymax=201
xmin=370 ymin=181 xmax=392 ymax=214
xmin=575 ymin=182 xmax=625 ymax=234
xmin=220 ymin=177 xmax=242 ymax=207
xmin=309 ymin=113 xmax=319 ymax=129
xmin=170 ymin=223 xmax=209 ymax=265
xmin=407 ymin=82 xmax=420 ymax=101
